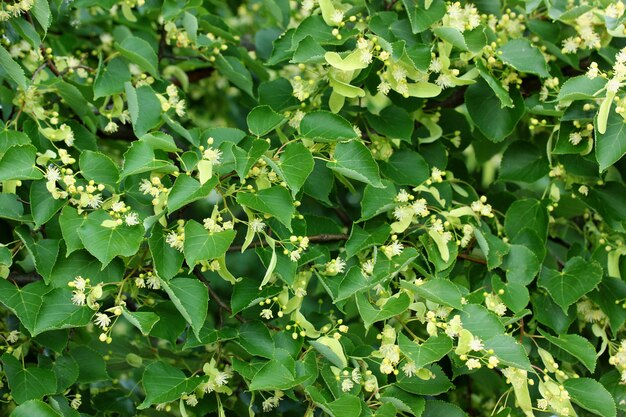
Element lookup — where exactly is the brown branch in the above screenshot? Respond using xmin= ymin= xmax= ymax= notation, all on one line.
xmin=192 ymin=269 xmax=246 ymax=323
xmin=7 ymin=272 xmax=41 ymax=286
xmin=456 ymin=253 xmax=487 ymax=265
xmin=228 ymin=233 xmax=349 ymax=252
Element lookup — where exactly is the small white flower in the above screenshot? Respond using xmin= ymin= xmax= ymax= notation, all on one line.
xmin=402 ymin=361 xmax=417 ymax=377
xmin=70 ymin=395 xmax=82 ymax=410
xmin=6 ymin=330 xmax=19 ymax=344
xmin=488 ymin=356 xmax=500 ymax=368
xmin=124 ymin=212 xmax=139 ymax=226
xmin=396 ymin=189 xmax=411 ymax=202
xmin=86 ymin=193 xmax=103 ymax=209
xmin=214 ymin=371 xmax=230 ymax=386
xmin=578 ymin=185 xmax=589 ymax=195
xmin=389 ymin=240 xmax=404 ymax=256
xmin=288 ymin=110 xmax=305 ymax=129
xmin=469 ymin=337 xmax=484 ymax=352
xmin=94 ymin=313 xmax=111 ymax=330
xmin=341 ymin=378 xmax=354 ymax=392
xmin=466 ymin=358 xmax=481 ymax=370
xmin=104 ymin=121 xmax=119 ymax=134
xmin=166 ymin=231 xmax=184 ymax=252
xmin=377 ymin=81 xmax=391 ymax=95
xmin=71 ymin=290 xmax=86 ymax=306
xmin=607 ymin=78 xmax=622 ymax=93
xmin=45 ymin=165 xmax=61 ymax=182
xmin=250 ymin=218 xmax=266 ymax=233
xmin=411 ymin=199 xmax=429 ymax=217
xmin=361 ymin=259 xmax=375 ymax=276
xmin=71 ymin=276 xmax=88 ymax=291
xmin=569 ymin=131 xmax=583 ymax=145
xmin=146 ymin=275 xmax=161 ymax=290
xmin=331 ymin=10 xmax=344 ymax=24
xmin=202 ymin=147 xmax=222 ymax=165
xmin=185 ymin=394 xmax=198 ymax=407
xmin=290 ymin=250 xmax=301 ymax=262
xmin=260 ymin=309 xmax=273 ymax=320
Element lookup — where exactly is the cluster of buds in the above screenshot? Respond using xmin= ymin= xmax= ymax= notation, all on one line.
xmin=283 ymin=234 xmax=309 ymax=262
xmin=157 ymin=84 xmax=185 ymax=117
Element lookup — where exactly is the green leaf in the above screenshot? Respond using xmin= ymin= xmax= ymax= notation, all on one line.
xmin=491 ymin=276 xmax=529 ymax=313
xmin=380 ymin=150 xmax=430 ymax=186
xmin=360 ymin=180 xmax=397 ymax=220
xmin=249 ymin=360 xmax=296 ymax=390
xmin=124 ymin=83 xmax=163 ymax=138
xmin=160 ymin=277 xmax=208 ymax=338
xmin=79 ymin=150 xmax=119 ymax=188
xmin=497 ymin=38 xmax=550 ymax=77
xmin=465 ymin=78 xmax=525 ymax=143
xmin=32 ymin=0 xmax=52 ymax=33
xmin=77 ymin=210 xmax=144 ymax=268
xmin=236 ymin=186 xmax=295 ymax=230
xmin=459 ymin=304 xmax=505 ymax=340
xmin=328 ymin=395 xmax=362 ymax=417
xmin=380 ymin=386 xmax=425 ymax=416
xmin=539 ymin=329 xmax=597 ymax=372
xmin=397 ymin=364 xmax=453 ymax=395
xmin=115 ymin=36 xmax=159 ymax=78
xmin=423 ymin=400 xmax=468 ymax=417
xmin=538 ymin=256 xmax=603 ymax=313
xmin=183 ymin=220 xmax=236 ymax=266
xmin=247 ymin=105 xmax=287 ymax=136
xmin=141 ymin=131 xmax=179 ymax=152
xmin=120 ymin=140 xmax=175 ymax=179
xmin=214 ymin=54 xmax=254 ymax=97
xmin=366 ymin=106 xmax=414 ymax=142
xmin=504 ymin=199 xmax=548 ymax=241
xmin=138 ymin=362 xmax=202 ymax=409
xmin=259 ymin=78 xmax=299 ymax=111
xmin=402 ymin=0 xmax=446 ymax=33
xmin=328 ymin=140 xmax=383 ymax=187
xmin=476 ymin=60 xmax=514 ymax=108
xmin=149 ymin=222 xmax=184 ymax=280
xmin=93 ymin=57 xmax=131 ymax=99
xmin=408 ymin=279 xmax=467 ymax=310
xmin=484 ymin=334 xmax=531 ymax=370
xmin=499 ymin=141 xmax=550 ymax=183
xmin=309 ymin=335 xmax=348 ymax=369
xmin=122 ymin=309 xmax=160 ymax=336
xmin=0 ymin=145 xmax=43 ymax=181
xmin=557 ymin=75 xmax=606 ymax=101
xmin=14 ymin=226 xmax=60 ymax=284
xmin=237 ymin=321 xmax=275 ymax=358
xmin=356 ymin=292 xmax=411 ymax=329
xmin=0 ymin=45 xmax=28 ymax=91
xmin=279 ymin=142 xmax=314 ymax=196
xmin=300 ymin=111 xmax=358 ymax=142
xmin=59 ymin=205 xmax=85 ymax=257
xmin=564 ymin=377 xmax=616 ymax=417
xmin=30 ymin=180 xmax=65 ymax=228
xmin=398 ymin=333 xmax=453 ymax=368
xmin=501 ymin=244 xmax=540 ymax=285
xmin=1 ymin=353 xmax=57 ymax=404
xmin=10 ymin=400 xmax=63 ymax=417
xmin=0 ymin=280 xmax=93 ymax=336
xmin=167 ymin=174 xmax=217 ymax=213
xmin=0 ymin=193 xmax=29 ymax=222
xmin=595 ymin=109 xmax=626 ymax=172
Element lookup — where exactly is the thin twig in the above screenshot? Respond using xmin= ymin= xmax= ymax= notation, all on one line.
xmin=228 ymin=233 xmax=348 ymax=252
xmin=456 ymin=253 xmax=487 ymax=265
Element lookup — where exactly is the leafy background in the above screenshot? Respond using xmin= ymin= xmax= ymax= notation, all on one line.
xmin=1 ymin=0 xmax=626 ymax=416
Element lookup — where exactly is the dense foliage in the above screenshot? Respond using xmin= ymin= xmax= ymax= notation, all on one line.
xmin=1 ymin=0 xmax=626 ymax=416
